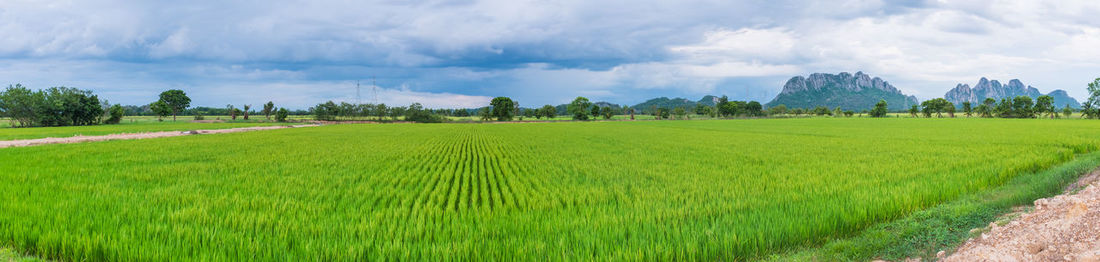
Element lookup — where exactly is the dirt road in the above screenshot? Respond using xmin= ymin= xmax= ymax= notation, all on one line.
xmin=0 ymin=124 xmax=318 ymax=149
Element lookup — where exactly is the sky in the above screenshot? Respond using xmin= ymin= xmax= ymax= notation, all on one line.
xmin=1 ymin=0 xmax=1099 ymax=109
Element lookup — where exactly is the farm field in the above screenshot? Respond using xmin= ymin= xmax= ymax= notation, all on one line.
xmin=0 ymin=121 xmax=291 ymax=141
xmin=2 ymin=118 xmax=1100 ymax=260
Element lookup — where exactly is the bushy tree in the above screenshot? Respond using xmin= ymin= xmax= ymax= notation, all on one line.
xmin=978 ymin=98 xmax=996 ymax=118
xmin=745 ymin=101 xmax=763 ymax=117
xmin=405 ymin=103 xmax=444 ymax=123
xmin=275 ymin=108 xmax=289 ymax=122
xmin=242 ymin=104 xmax=252 ymax=120
xmin=262 ymin=101 xmax=275 ymax=120
xmin=920 ymin=98 xmax=953 ymax=118
xmin=489 ymin=97 xmax=516 ymax=121
xmin=1011 ymin=96 xmax=1034 ymax=118
xmin=767 ymin=104 xmax=787 ymax=116
xmin=962 ymin=101 xmax=972 ymax=117
xmin=105 ymin=104 xmax=124 ymax=124
xmin=568 ymin=97 xmax=592 ymax=120
xmin=309 ymin=101 xmax=338 ymax=121
xmin=1034 ymin=95 xmax=1054 ymax=119
xmin=1063 ymin=105 xmax=1074 ymax=118
xmin=158 ymin=89 xmax=190 ymax=121
xmin=1084 ymin=78 xmax=1100 ymax=119
xmin=908 ymin=105 xmax=919 ymax=117
xmin=673 ymin=107 xmax=687 ymax=119
xmin=478 ymin=107 xmax=492 ymax=121
xmin=151 ymin=101 xmax=171 ymax=121
xmin=0 ymin=84 xmax=40 ymax=126
xmin=538 ymin=104 xmax=556 ymax=119
xmin=601 ymin=106 xmax=613 ymax=119
xmin=870 ymin=99 xmax=889 ymax=117
xmin=590 ymin=105 xmax=600 ymax=119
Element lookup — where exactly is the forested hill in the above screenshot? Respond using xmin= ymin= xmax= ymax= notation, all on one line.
xmin=765 ymin=72 xmax=919 ymax=111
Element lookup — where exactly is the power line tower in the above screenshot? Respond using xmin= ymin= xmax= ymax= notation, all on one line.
xmin=356 ymin=80 xmax=361 ymax=105
xmin=371 ymin=76 xmax=378 ymax=104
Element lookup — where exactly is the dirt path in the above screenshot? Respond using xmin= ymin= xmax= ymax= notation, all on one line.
xmin=0 ymin=124 xmax=318 ymax=149
xmin=946 ymin=170 xmax=1100 ymax=261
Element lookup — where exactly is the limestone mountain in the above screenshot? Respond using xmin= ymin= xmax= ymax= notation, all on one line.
xmin=944 ymin=78 xmax=1081 ymax=108
xmin=765 ymin=72 xmax=918 ymax=111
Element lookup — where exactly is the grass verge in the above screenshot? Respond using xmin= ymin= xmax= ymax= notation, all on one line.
xmin=0 ymin=247 xmax=40 ymax=262
xmin=769 ymin=151 xmax=1100 ymax=261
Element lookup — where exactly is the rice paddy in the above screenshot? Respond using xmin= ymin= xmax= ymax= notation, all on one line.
xmin=1 ymin=118 xmax=1099 ymax=261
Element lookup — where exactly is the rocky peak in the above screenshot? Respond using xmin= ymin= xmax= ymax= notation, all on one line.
xmin=780 ymin=72 xmax=903 ymax=95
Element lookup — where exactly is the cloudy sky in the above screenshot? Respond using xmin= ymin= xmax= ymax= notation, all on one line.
xmin=2 ymin=0 xmax=1099 ymax=109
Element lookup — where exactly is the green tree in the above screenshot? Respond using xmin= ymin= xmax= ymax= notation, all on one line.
xmin=745 ymin=101 xmax=763 ymax=117
xmin=590 ymin=105 xmax=600 ymax=119
xmin=600 ymin=106 xmax=613 ymax=119
xmin=262 ymin=101 xmax=275 ymax=120
xmin=275 ymin=108 xmax=289 ymax=122
xmin=0 ymin=84 xmax=41 ymax=127
xmin=489 ymin=97 xmax=516 ymax=121
xmin=1012 ymin=96 xmax=1034 ymax=118
xmin=538 ymin=104 xmax=556 ymax=119
xmin=374 ymin=103 xmax=388 ymax=121
xmin=673 ymin=107 xmax=687 ymax=120
xmin=242 ymin=104 xmax=251 ymax=120
xmin=157 ymin=89 xmax=191 ymax=121
xmin=1084 ymin=78 xmax=1100 ymax=119
xmin=152 ymin=101 xmax=172 ymax=121
xmin=908 ymin=104 xmax=918 ymax=117
xmin=870 ymin=99 xmax=889 ymax=118
xmin=962 ymin=101 xmax=972 ymax=117
xmin=1063 ymin=105 xmax=1074 ymax=118
xmin=568 ymin=97 xmax=592 ymax=120
xmin=767 ymin=104 xmax=787 ymax=116
xmin=105 ymin=104 xmax=124 ymax=124
xmin=1034 ymin=95 xmax=1054 ymax=119
xmin=478 ymin=107 xmax=492 ymax=121
xmin=978 ymin=98 xmax=996 ymax=118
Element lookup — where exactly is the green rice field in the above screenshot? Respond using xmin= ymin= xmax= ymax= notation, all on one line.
xmin=1 ymin=118 xmax=1099 ymax=260
xmin=0 ymin=120 xmax=289 ymax=141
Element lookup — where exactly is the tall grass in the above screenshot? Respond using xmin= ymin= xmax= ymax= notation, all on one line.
xmin=0 ymin=118 xmax=1098 ymax=260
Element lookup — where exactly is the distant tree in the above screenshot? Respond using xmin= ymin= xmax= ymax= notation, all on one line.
xmin=977 ymin=98 xmax=995 ymax=118
xmin=1034 ymin=95 xmax=1054 ymax=119
xmin=1012 ymin=96 xmax=1034 ymax=118
xmin=157 ymin=89 xmax=191 ymax=121
xmin=275 ymin=108 xmax=289 ymax=122
xmin=920 ymin=98 xmax=952 ymax=118
xmin=262 ymin=101 xmax=275 ymax=120
xmin=568 ymin=97 xmax=593 ymax=120
xmin=489 ymin=97 xmax=516 ymax=121
xmin=994 ymin=98 xmax=1012 ymax=118
xmin=193 ymin=111 xmax=205 ymax=120
xmin=843 ymin=110 xmax=855 ymax=117
xmin=962 ymin=101 xmax=972 ymax=117
xmin=717 ymin=96 xmax=733 ymax=117
xmin=523 ymin=108 xmax=535 ymax=119
xmin=308 ymin=101 xmax=338 ymax=121
xmin=767 ymin=104 xmax=788 ymax=116
xmin=105 ymin=104 xmax=124 ymax=124
xmin=478 ymin=107 xmax=492 ymax=121
xmin=649 ymin=105 xmax=659 ymax=118
xmin=590 ymin=105 xmax=600 ymax=119
xmin=673 ymin=107 xmax=687 ymax=120
xmin=833 ymin=106 xmax=843 ymax=118
xmin=870 ymin=99 xmax=889 ymax=118
xmin=813 ymin=106 xmax=831 ymax=116
xmin=694 ymin=104 xmax=707 ymax=115
xmin=374 ymin=103 xmax=388 ymax=121
xmin=791 ymin=108 xmax=805 ymax=116
xmin=0 ymin=84 xmax=39 ymax=126
xmin=601 ymin=106 xmax=613 ymax=119
xmin=152 ymin=101 xmax=172 ymax=121
xmin=908 ymin=105 xmax=919 ymax=117
xmin=658 ymin=107 xmax=671 ymax=119
xmin=1063 ymin=104 xmax=1074 ymax=118
xmin=1085 ymin=78 xmax=1100 ymax=119
xmin=242 ymin=104 xmax=251 ymax=120
xmin=627 ymin=106 xmax=635 ymax=120
xmin=539 ymin=104 xmax=556 ymax=119
xmin=745 ymin=101 xmax=763 ymax=117
xmin=405 ymin=103 xmax=444 ymax=123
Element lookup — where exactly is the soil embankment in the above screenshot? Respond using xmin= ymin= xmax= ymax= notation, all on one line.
xmin=946 ymin=170 xmax=1100 ymax=261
